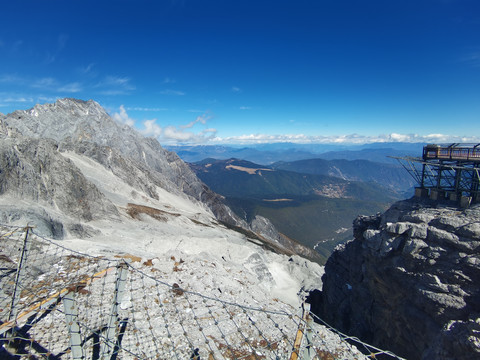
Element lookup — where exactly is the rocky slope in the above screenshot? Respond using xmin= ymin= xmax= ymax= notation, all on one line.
xmin=2 ymin=99 xmax=234 ymax=222
xmin=0 ymin=98 xmax=317 ymax=260
xmin=313 ymin=198 xmax=480 ymax=359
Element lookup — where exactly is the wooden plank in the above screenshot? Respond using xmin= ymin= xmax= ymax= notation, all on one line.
xmin=0 ymin=266 xmax=114 ymax=335
xmin=289 ymin=305 xmax=309 ymax=360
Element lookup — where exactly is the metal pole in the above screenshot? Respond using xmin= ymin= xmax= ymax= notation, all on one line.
xmin=302 ymin=303 xmax=314 ymax=360
xmin=421 ymin=163 xmax=426 ymax=188
xmin=63 ymin=291 xmax=84 ymax=360
xmin=99 ymin=261 xmax=128 ymax=360
xmin=8 ymin=226 xmax=33 ymax=323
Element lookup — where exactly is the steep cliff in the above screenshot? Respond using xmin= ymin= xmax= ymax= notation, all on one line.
xmin=315 ymin=198 xmax=480 ymax=359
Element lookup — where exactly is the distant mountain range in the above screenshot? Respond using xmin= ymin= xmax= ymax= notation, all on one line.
xmin=190 ymin=158 xmax=404 ymax=263
xmin=190 ymin=158 xmax=401 ymax=200
xmin=271 ymin=158 xmax=415 ymax=196
xmin=166 ymin=142 xmax=424 ymax=165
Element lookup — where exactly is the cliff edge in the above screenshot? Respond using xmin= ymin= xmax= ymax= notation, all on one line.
xmin=314 ymin=198 xmax=480 ymax=360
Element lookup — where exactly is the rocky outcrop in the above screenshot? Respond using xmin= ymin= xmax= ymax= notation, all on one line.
xmin=250 ymin=215 xmax=323 ymax=262
xmin=316 ymin=198 xmax=480 ymax=360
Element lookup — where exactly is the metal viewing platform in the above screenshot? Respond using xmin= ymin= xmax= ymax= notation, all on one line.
xmin=392 ymin=143 xmax=480 ymax=207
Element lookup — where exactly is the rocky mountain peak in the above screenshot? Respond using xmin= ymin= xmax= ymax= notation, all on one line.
xmin=1 ymin=98 xmax=238 ymax=226
xmin=1 ymin=99 xmax=316 ymax=260
xmin=314 ymin=198 xmax=480 ymax=359
xmin=5 ymin=98 xmax=130 ymax=146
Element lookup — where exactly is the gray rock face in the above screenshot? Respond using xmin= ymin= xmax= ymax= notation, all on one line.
xmin=0 ymin=134 xmax=119 ymax=236
xmin=317 ymin=198 xmax=480 ymax=360
xmin=1 ymin=98 xmax=240 ymax=226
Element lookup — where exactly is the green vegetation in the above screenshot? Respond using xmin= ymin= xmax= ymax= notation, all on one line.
xmin=226 ymin=195 xmax=389 ymax=262
xmin=190 ymin=158 xmax=400 ymax=264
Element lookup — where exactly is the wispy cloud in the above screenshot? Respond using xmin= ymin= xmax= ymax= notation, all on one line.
xmin=239 ymin=106 xmax=251 ymax=110
xmin=163 ymin=77 xmax=176 ymax=84
xmin=232 ymin=86 xmax=242 ymax=93
xmin=28 ymin=77 xmax=83 ymax=94
xmin=180 ymin=113 xmax=211 ymax=129
xmin=96 ymin=76 xmax=135 ymax=95
xmin=126 ymin=106 xmax=168 ymax=112
xmin=461 ymin=51 xmax=480 ymax=67
xmin=31 ymin=77 xmax=57 ymax=89
xmin=0 ymin=96 xmax=34 ymax=103
xmin=44 ymin=34 xmax=69 ymax=64
xmin=160 ymin=89 xmax=185 ymax=96
xmin=78 ymin=63 xmax=97 ymax=78
xmin=58 ymin=82 xmax=83 ymax=93
xmin=101 ymin=76 xmax=132 ymax=87
xmin=82 ymin=63 xmax=95 ymax=74
xmin=0 ymin=74 xmax=26 ymax=84
xmin=0 ymin=92 xmax=61 ymax=110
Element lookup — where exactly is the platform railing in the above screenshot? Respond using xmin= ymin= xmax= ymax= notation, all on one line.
xmin=423 ymin=145 xmax=480 ymax=161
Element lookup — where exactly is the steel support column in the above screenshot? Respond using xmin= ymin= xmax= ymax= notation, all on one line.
xmin=63 ymin=291 xmax=84 ymax=360
xmin=8 ymin=226 xmax=33 ymax=323
xmin=99 ymin=261 xmax=129 ymax=360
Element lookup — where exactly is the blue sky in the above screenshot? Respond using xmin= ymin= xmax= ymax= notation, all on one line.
xmin=1 ymin=0 xmax=479 ymax=145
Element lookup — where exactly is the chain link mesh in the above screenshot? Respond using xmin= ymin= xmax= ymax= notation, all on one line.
xmin=1 ymin=225 xmax=404 ymax=359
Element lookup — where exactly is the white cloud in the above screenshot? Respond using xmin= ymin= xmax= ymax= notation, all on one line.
xmin=160 ymin=89 xmax=185 ymax=96
xmin=110 ymin=106 xmax=217 ymax=143
xmin=239 ymin=106 xmax=251 ymax=110
xmin=210 ymin=133 xmax=480 ymax=145
xmin=149 ymin=113 xmax=217 ymax=144
xmin=232 ymin=86 xmax=242 ymax=93
xmin=112 ymin=105 xmax=135 ymax=127
xmin=141 ymin=119 xmax=162 ymax=137
xmin=162 ymin=126 xmax=217 ymax=144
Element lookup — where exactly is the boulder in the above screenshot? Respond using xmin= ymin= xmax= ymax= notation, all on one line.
xmin=315 ymin=198 xmax=480 ymax=360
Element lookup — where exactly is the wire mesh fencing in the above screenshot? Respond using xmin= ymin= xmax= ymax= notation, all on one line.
xmin=0 ymin=225 xmax=404 ymax=359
